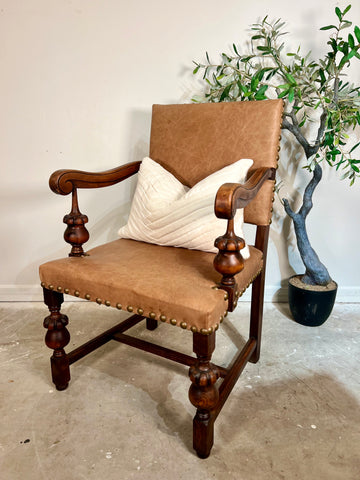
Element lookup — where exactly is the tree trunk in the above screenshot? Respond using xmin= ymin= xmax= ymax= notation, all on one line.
xmin=282 ymin=163 xmax=332 ymax=286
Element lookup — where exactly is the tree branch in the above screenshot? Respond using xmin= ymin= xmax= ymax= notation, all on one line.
xmin=299 ymin=163 xmax=322 ymax=218
xmin=282 ymin=117 xmax=311 ymax=155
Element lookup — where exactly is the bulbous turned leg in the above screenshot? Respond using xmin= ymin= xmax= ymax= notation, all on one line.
xmin=189 ymin=332 xmax=219 ymax=459
xmin=43 ymin=288 xmax=71 ymax=391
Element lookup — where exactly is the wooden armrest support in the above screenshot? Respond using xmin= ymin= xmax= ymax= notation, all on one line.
xmin=213 ymin=167 xmax=276 ymax=311
xmin=214 ymin=167 xmax=276 ymax=220
xmin=49 ymin=161 xmax=141 ymax=257
xmin=49 ymin=161 xmax=141 ymax=195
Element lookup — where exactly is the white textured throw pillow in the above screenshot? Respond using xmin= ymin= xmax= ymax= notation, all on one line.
xmin=118 ymin=157 xmax=253 ymax=258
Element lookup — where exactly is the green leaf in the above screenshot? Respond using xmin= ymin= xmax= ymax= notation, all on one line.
xmin=233 ymin=43 xmax=239 ymax=55
xmin=220 ymin=83 xmax=232 ymax=101
xmin=193 ymin=66 xmax=200 ymax=74
xmin=340 ymin=20 xmax=352 ymax=30
xmin=257 ymin=46 xmax=270 ymax=52
xmin=350 ymin=141 xmax=360 ymax=153
xmin=251 ymin=76 xmax=259 ymax=91
xmin=348 ymin=33 xmax=355 ymax=48
xmin=258 ymin=85 xmax=268 ymax=94
xmin=335 ymin=7 xmax=342 ymax=21
xmin=320 ymin=25 xmax=338 ymax=31
xmin=285 ymin=73 xmax=296 ymax=85
xmin=343 ymin=5 xmax=352 ymax=15
xmin=319 ymin=68 xmax=326 ymax=84
xmin=355 ymin=25 xmax=360 ymax=43
xmin=288 ymin=87 xmax=295 ymax=103
xmin=278 ymin=89 xmax=289 ymax=99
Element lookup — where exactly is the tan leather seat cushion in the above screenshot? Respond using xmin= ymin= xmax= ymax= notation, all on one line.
xmin=39 ymin=239 xmax=263 ymax=333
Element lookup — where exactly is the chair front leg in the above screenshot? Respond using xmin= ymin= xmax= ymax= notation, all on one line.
xmin=43 ymin=288 xmax=71 ymax=390
xmin=189 ymin=332 xmax=219 ymax=458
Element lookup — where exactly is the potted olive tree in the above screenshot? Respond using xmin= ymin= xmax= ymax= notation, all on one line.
xmin=192 ymin=5 xmax=360 ymax=325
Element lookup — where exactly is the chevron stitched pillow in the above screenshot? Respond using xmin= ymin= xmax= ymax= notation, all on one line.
xmin=118 ymin=157 xmax=253 ymax=258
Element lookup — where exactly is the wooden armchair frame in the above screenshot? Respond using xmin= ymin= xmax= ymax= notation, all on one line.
xmin=41 ymin=100 xmax=283 ymax=458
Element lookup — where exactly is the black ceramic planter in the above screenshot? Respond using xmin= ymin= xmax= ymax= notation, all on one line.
xmin=288 ymin=275 xmax=338 ymax=327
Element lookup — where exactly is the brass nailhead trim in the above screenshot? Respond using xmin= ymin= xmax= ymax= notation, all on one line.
xmin=85 ymin=294 xmax=91 ymax=300
xmin=224 ymin=311 xmax=228 ymax=317
xmin=200 ymin=328 xmax=211 ymax=335
xmin=219 ymin=315 xmax=224 ymax=323
xmin=224 ymin=292 xmax=229 ymax=301
xmin=180 ymin=322 xmax=187 ymax=329
xmin=137 ymin=308 xmax=144 ymax=315
xmin=57 ymin=286 xmax=62 ymax=292
xmin=170 ymin=318 xmax=177 ymax=326
xmin=160 ymin=315 xmax=167 ymax=322
xmin=127 ymin=306 xmax=133 ymax=312
xmin=40 ymin=282 xmax=46 ymax=288
xmin=116 ymin=303 xmax=122 ymax=310
xmin=48 ymin=284 xmax=54 ymax=290
xmin=74 ymin=290 xmax=80 ymax=297
xmin=191 ymin=326 xmax=198 ymax=333
xmin=214 ymin=324 xmax=219 ymax=331
xmin=96 ymin=298 xmax=102 ymax=304
xmin=64 ymin=288 xmax=70 ymax=294
xmin=149 ymin=312 xmax=156 ymax=319
xmin=105 ymin=300 xmax=111 ymax=307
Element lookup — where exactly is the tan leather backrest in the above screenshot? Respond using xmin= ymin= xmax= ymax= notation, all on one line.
xmin=149 ymin=100 xmax=283 ymax=226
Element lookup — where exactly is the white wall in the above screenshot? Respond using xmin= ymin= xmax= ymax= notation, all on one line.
xmin=1 ymin=0 xmax=359 ymax=301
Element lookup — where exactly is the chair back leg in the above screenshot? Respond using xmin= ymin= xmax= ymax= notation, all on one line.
xmin=249 ymin=225 xmax=270 ymax=363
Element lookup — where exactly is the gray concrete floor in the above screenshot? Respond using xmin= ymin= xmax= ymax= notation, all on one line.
xmin=0 ymin=301 xmax=359 ymax=480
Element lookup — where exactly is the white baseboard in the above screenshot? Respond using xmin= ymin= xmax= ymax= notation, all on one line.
xmin=0 ymin=284 xmax=359 ymax=303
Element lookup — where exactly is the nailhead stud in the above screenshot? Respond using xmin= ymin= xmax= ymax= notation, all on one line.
xmin=57 ymin=286 xmax=62 ymax=292
xmin=137 ymin=308 xmax=144 ymax=315
xmin=48 ymin=284 xmax=54 ymax=290
xmin=96 ymin=298 xmax=102 ymax=304
xmin=224 ymin=292 xmax=229 ymax=301
xmin=105 ymin=300 xmax=111 ymax=307
xmin=64 ymin=288 xmax=70 ymax=294
xmin=85 ymin=294 xmax=91 ymax=300
xmin=41 ymin=282 xmax=46 ymax=288
xmin=160 ymin=315 xmax=167 ymax=322
xmin=180 ymin=322 xmax=187 ymax=329
xmin=191 ymin=326 xmax=198 ymax=333
xmin=127 ymin=306 xmax=133 ymax=313
xmin=116 ymin=303 xmax=122 ymax=310
xmin=220 ymin=315 xmax=224 ymax=323
xmin=200 ymin=328 xmax=208 ymax=335
xmin=170 ymin=318 xmax=177 ymax=326
xmin=149 ymin=312 xmax=156 ymax=319
xmin=74 ymin=290 xmax=80 ymax=297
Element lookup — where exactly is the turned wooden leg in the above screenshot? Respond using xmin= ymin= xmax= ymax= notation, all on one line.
xmin=43 ymin=288 xmax=71 ymax=391
xmin=146 ymin=317 xmax=158 ymax=331
xmin=189 ymin=332 xmax=219 ymax=458
xmin=249 ymin=270 xmax=265 ymax=364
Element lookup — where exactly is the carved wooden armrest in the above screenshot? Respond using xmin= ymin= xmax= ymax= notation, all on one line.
xmin=49 ymin=161 xmax=141 ymax=257
xmin=213 ymin=167 xmax=275 ymax=310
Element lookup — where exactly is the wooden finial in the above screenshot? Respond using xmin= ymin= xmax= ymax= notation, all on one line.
xmin=63 ymin=189 xmax=89 ymax=257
